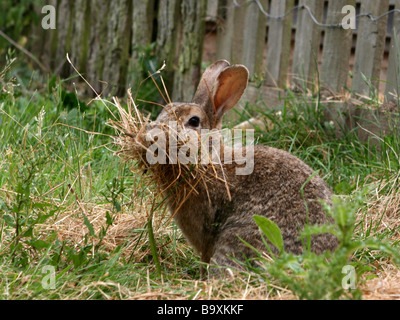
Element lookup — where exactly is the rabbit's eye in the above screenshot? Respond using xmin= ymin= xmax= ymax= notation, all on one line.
xmin=187 ymin=116 xmax=200 ymax=128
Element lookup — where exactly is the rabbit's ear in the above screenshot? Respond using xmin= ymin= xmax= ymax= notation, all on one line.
xmin=192 ymin=60 xmax=230 ymax=107
xmin=212 ymin=65 xmax=249 ymax=125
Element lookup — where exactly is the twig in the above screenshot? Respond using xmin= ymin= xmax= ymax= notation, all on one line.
xmin=0 ymin=30 xmax=50 ymax=73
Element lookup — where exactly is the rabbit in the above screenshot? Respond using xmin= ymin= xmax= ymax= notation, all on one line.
xmin=137 ymin=60 xmax=338 ymax=272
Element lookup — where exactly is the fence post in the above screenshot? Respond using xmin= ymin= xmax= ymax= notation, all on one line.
xmin=352 ymin=0 xmax=389 ymax=98
xmin=292 ymin=0 xmax=323 ymax=91
xmin=265 ymin=0 xmax=294 ymax=87
xmin=385 ymin=0 xmax=400 ymax=102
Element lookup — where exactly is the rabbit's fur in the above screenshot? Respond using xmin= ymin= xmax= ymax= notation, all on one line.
xmin=139 ymin=60 xmax=338 ymax=270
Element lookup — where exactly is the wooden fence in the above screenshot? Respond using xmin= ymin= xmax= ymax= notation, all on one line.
xmin=30 ymin=0 xmax=207 ymax=101
xmin=30 ymin=0 xmax=400 ymax=111
xmin=212 ymin=0 xmax=400 ymax=101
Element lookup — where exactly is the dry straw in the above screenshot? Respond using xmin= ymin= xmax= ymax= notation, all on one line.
xmin=110 ymin=92 xmax=232 ymax=222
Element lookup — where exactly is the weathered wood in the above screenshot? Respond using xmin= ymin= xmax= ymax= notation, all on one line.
xmin=127 ymin=0 xmax=155 ymax=90
xmin=385 ymin=0 xmax=400 ymax=101
xmin=55 ymin=0 xmax=73 ymax=77
xmin=292 ymin=0 xmax=323 ymax=90
xmin=29 ymin=0 xmax=58 ymax=70
xmin=155 ymin=0 xmax=181 ymax=98
xmin=206 ymin=0 xmax=218 ymax=20
xmin=265 ymin=0 xmax=294 ymax=87
xmin=216 ymin=0 xmax=235 ymax=62
xmin=69 ymin=0 xmax=91 ymax=74
xmin=352 ymin=0 xmax=389 ymax=97
xmin=242 ymin=0 xmax=268 ymax=76
xmin=156 ymin=0 xmax=181 ymax=72
xmin=87 ymin=0 xmax=111 ymax=94
xmin=102 ymin=0 xmax=132 ymax=96
xmin=231 ymin=2 xmax=247 ymax=65
xmin=320 ymin=0 xmax=355 ymax=133
xmin=172 ymin=0 xmax=207 ymax=102
xmin=320 ymin=0 xmax=355 ymax=95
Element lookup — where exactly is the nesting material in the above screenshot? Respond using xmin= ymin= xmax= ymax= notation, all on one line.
xmin=110 ymin=93 xmax=230 ymax=217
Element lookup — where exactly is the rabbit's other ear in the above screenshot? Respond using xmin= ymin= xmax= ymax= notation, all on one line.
xmin=212 ymin=65 xmax=249 ymax=126
xmin=192 ymin=60 xmax=230 ymax=107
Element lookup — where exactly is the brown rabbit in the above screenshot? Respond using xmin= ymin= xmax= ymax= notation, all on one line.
xmin=138 ymin=60 xmax=338 ymax=271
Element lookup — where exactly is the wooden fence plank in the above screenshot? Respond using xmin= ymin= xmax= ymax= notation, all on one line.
xmin=292 ymin=0 xmax=323 ymax=90
xmin=127 ymin=0 xmax=155 ymax=90
xmin=55 ymin=0 xmax=73 ymax=77
xmin=102 ymin=0 xmax=132 ymax=96
xmin=156 ymin=0 xmax=181 ymax=94
xmin=172 ymin=0 xmax=207 ymax=102
xmin=231 ymin=2 xmax=247 ymax=65
xmin=385 ymin=0 xmax=400 ymax=101
xmin=320 ymin=0 xmax=355 ymax=132
xmin=86 ymin=0 xmax=110 ymax=94
xmin=242 ymin=0 xmax=268 ymax=76
xmin=29 ymin=0 xmax=58 ymax=71
xmin=216 ymin=0 xmax=236 ymax=62
xmin=69 ymin=0 xmax=90 ymax=74
xmin=352 ymin=0 xmax=389 ymax=97
xmin=206 ymin=0 xmax=218 ymax=20
xmin=265 ymin=0 xmax=294 ymax=87
xmin=320 ymin=0 xmax=355 ymax=96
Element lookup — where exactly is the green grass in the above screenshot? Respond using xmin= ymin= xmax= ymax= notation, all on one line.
xmin=1 ymin=57 xmax=400 ymax=300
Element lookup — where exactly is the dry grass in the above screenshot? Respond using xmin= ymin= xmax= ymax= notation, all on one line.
xmin=34 ymin=193 xmax=297 ymax=300
xmin=354 ymin=174 xmax=400 ymax=299
xmin=362 ymin=262 xmax=400 ymax=300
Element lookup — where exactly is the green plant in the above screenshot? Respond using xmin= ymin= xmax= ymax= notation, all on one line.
xmin=252 ymin=192 xmax=400 ymax=300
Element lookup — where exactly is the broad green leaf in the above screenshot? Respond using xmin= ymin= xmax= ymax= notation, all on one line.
xmin=83 ymin=214 xmax=96 ymax=237
xmin=106 ymin=211 xmax=114 ymax=226
xmin=254 ymin=215 xmax=284 ymax=253
xmin=29 ymin=240 xmax=50 ymax=249
xmin=21 ymin=227 xmax=33 ymax=238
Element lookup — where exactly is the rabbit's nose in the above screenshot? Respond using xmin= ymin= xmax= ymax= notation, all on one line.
xmin=137 ymin=122 xmax=163 ymax=144
xmin=145 ymin=123 xmax=161 ymax=132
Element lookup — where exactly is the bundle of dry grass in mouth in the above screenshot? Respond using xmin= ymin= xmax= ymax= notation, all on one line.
xmin=110 ymin=91 xmax=230 ymax=218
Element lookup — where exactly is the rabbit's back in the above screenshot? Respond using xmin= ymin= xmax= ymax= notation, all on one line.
xmin=219 ymin=146 xmax=337 ymax=256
